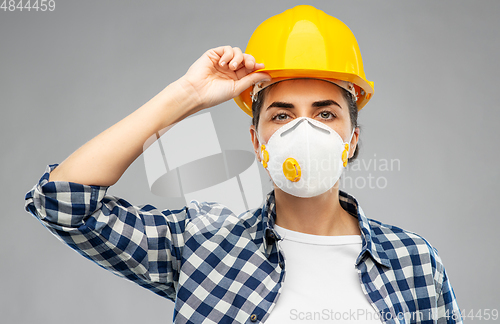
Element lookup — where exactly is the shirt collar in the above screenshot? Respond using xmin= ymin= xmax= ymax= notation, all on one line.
xmin=261 ymin=190 xmax=392 ymax=269
xmin=261 ymin=191 xmax=278 ymax=251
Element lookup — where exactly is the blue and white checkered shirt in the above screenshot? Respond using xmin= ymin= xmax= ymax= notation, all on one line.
xmin=25 ymin=164 xmax=462 ymax=324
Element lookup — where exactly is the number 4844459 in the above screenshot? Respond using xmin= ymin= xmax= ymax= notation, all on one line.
xmin=1 ymin=0 xmax=55 ymax=11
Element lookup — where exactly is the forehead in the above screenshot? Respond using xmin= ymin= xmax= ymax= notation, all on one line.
xmin=263 ymin=79 xmax=346 ymax=106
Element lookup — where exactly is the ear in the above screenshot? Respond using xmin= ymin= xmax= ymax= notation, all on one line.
xmin=249 ymin=125 xmax=261 ymax=162
xmin=349 ymin=127 xmax=360 ymax=158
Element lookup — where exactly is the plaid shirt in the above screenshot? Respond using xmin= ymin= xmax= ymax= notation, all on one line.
xmin=25 ymin=164 xmax=462 ymax=324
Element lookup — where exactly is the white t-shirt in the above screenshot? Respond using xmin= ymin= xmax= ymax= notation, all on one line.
xmin=265 ymin=225 xmax=382 ymax=323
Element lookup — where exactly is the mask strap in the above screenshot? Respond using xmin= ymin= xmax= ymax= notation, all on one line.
xmin=342 ymin=128 xmax=357 ymax=167
xmin=255 ymin=130 xmax=264 ymax=146
xmin=347 ymin=127 xmax=356 ymax=144
xmin=255 ymin=131 xmax=270 ymax=168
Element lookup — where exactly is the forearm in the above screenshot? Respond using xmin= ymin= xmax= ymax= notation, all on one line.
xmin=49 ymin=79 xmax=199 ymax=186
xmin=47 ymin=45 xmax=269 ymax=186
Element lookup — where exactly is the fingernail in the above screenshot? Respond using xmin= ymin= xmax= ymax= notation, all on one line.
xmin=220 ymin=61 xmax=225 ymax=67
xmin=232 ymin=62 xmax=238 ymax=69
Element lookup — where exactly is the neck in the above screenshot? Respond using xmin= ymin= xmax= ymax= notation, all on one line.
xmin=273 ymin=185 xmax=361 ymax=236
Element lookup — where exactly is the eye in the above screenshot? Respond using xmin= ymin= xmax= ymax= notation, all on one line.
xmin=318 ymin=110 xmax=336 ymax=120
xmin=271 ymin=112 xmax=290 ymax=121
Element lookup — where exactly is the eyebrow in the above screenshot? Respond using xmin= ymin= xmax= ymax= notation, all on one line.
xmin=266 ymin=99 xmax=342 ymax=111
xmin=266 ymin=101 xmax=294 ymax=110
xmin=312 ymin=100 xmax=342 ymax=109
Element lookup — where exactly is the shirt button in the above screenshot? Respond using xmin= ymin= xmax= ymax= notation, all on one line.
xmin=250 ymin=314 xmax=258 ymax=322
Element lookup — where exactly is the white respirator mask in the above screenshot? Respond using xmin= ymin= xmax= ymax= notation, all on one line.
xmin=258 ymin=117 xmax=355 ymax=198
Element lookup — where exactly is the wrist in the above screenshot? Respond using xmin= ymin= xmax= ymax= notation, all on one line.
xmin=147 ymin=79 xmax=202 ymax=129
xmin=169 ymin=76 xmax=204 ymax=111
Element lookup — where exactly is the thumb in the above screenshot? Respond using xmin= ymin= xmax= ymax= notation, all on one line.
xmin=234 ymin=72 xmax=271 ymax=96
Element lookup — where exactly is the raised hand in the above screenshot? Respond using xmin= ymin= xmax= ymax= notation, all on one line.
xmin=177 ymin=46 xmax=271 ymax=111
xmin=47 ymin=46 xmax=269 ymax=186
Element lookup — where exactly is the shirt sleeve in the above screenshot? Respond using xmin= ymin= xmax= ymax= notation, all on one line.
xmin=24 ymin=164 xmax=189 ymax=301
xmin=432 ymin=247 xmax=463 ymax=324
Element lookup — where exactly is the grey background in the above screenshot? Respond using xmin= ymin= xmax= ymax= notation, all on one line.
xmin=1 ymin=0 xmax=498 ymax=323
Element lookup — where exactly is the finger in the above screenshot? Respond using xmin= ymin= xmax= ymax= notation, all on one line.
xmin=254 ymin=63 xmax=265 ymax=70
xmin=234 ymin=72 xmax=272 ymax=95
xmin=234 ymin=62 xmax=265 ymax=79
xmin=229 ymin=47 xmax=244 ymax=71
xmin=236 ymin=62 xmax=265 ymax=75
xmin=243 ymin=54 xmax=256 ymax=70
xmin=219 ymin=46 xmax=234 ymax=67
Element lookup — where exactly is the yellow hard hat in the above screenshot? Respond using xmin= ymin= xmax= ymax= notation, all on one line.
xmin=234 ymin=5 xmax=374 ymax=116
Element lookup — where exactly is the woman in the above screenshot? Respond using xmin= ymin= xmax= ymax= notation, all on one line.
xmin=25 ymin=5 xmax=462 ymax=324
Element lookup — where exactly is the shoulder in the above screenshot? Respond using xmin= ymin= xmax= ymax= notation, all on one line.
xmin=184 ymin=200 xmax=264 ymax=234
xmin=368 ymin=217 xmax=445 ymax=281
xmin=368 ymin=217 xmax=436 ymax=251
